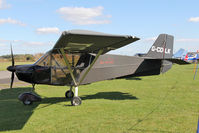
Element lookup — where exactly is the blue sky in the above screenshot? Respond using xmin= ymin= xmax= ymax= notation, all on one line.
xmin=0 ymin=0 xmax=199 ymax=56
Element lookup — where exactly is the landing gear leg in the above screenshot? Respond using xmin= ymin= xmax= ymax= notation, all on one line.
xmin=60 ymin=48 xmax=104 ymax=106
xmin=32 ymin=83 xmax=35 ymax=91
xmin=71 ymin=86 xmax=82 ymax=106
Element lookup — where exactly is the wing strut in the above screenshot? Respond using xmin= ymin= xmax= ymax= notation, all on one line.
xmin=60 ymin=48 xmax=104 ymax=86
xmin=79 ymin=49 xmax=104 ymax=85
xmin=60 ymin=48 xmax=78 ymax=86
xmin=60 ymin=48 xmax=103 ymax=106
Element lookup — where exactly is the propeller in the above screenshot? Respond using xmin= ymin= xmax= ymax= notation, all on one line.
xmin=7 ymin=44 xmax=16 ymax=89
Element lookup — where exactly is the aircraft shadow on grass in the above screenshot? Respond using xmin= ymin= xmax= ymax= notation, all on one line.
xmin=0 ymin=87 xmax=138 ymax=131
xmin=81 ymin=92 xmax=138 ymax=100
xmin=117 ymin=76 xmax=142 ymax=80
xmin=124 ymin=77 xmax=142 ymax=80
xmin=0 ymin=87 xmax=39 ymax=131
xmin=128 ymin=128 xmax=173 ymax=133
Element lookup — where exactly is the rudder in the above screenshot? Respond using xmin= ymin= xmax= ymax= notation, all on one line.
xmin=146 ymin=34 xmax=174 ymax=59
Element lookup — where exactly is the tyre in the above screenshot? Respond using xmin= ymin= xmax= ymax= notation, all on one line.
xmin=22 ymin=98 xmax=32 ymax=105
xmin=71 ymin=96 xmax=82 ymax=106
xmin=65 ymin=90 xmax=74 ymax=98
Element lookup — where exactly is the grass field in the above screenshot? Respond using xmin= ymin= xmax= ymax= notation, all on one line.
xmin=0 ymin=62 xmax=34 ymax=71
xmin=0 ymin=64 xmax=199 ymax=133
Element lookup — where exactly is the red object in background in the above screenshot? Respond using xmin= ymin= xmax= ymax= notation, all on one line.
xmin=100 ymin=60 xmax=114 ymax=65
xmin=184 ymin=54 xmax=188 ymax=60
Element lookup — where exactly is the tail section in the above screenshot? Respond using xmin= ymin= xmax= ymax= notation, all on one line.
xmin=145 ymin=34 xmax=174 ymax=74
xmin=146 ymin=34 xmax=174 ymax=59
xmin=132 ymin=34 xmax=188 ymax=77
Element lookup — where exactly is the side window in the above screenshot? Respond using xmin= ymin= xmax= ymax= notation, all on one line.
xmin=51 ymin=53 xmax=80 ymax=68
xmin=35 ymin=53 xmax=51 ymax=67
xmin=51 ymin=53 xmax=80 ymax=85
xmin=52 ymin=54 xmax=65 ymax=68
xmin=41 ymin=56 xmax=50 ymax=66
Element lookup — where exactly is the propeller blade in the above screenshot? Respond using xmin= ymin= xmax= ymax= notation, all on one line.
xmin=10 ymin=72 xmax=14 ymax=89
xmin=11 ymin=44 xmax=15 ymax=67
xmin=10 ymin=44 xmax=15 ymax=89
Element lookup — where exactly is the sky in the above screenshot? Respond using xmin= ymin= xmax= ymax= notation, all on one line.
xmin=0 ymin=0 xmax=199 ymax=56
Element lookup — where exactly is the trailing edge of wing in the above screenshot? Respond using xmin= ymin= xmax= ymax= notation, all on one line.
xmin=52 ymin=30 xmax=139 ymax=54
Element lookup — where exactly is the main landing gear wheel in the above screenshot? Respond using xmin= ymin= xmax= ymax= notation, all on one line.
xmin=22 ymin=98 xmax=32 ymax=105
xmin=71 ymin=96 xmax=82 ymax=106
xmin=18 ymin=92 xmax=41 ymax=105
xmin=65 ymin=90 xmax=74 ymax=98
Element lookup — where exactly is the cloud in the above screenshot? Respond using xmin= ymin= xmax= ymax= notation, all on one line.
xmin=0 ymin=38 xmax=8 ymax=43
xmin=57 ymin=6 xmax=111 ymax=25
xmin=188 ymin=17 xmax=199 ymax=22
xmin=0 ymin=39 xmax=55 ymax=55
xmin=176 ymin=38 xmax=199 ymax=42
xmin=0 ymin=38 xmax=54 ymax=47
xmin=0 ymin=43 xmax=6 ymax=47
xmin=0 ymin=18 xmax=26 ymax=26
xmin=143 ymin=37 xmax=157 ymax=42
xmin=21 ymin=41 xmax=54 ymax=46
xmin=36 ymin=27 xmax=61 ymax=34
xmin=0 ymin=38 xmax=21 ymax=44
xmin=143 ymin=37 xmax=199 ymax=43
xmin=0 ymin=0 xmax=10 ymax=9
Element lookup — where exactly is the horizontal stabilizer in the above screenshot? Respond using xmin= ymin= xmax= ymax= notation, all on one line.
xmin=165 ymin=58 xmax=190 ymax=65
xmin=145 ymin=58 xmax=190 ymax=65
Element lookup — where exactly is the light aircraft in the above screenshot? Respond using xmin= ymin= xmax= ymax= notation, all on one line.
xmin=184 ymin=52 xmax=199 ymax=63
xmin=7 ymin=30 xmax=189 ymax=106
xmin=173 ymin=48 xmax=187 ymax=59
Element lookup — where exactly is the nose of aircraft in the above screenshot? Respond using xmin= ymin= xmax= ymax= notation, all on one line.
xmin=7 ymin=66 xmax=16 ymax=72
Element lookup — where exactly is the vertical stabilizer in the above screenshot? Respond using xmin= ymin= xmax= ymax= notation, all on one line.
xmin=146 ymin=34 xmax=174 ymax=59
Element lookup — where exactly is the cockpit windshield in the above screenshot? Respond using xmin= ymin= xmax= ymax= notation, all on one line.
xmin=34 ymin=50 xmax=81 ymax=67
xmin=34 ymin=50 xmax=81 ymax=85
xmin=34 ymin=51 xmax=51 ymax=66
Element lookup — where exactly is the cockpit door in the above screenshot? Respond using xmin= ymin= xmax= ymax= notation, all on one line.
xmin=33 ymin=52 xmax=51 ymax=84
xmin=51 ymin=53 xmax=80 ymax=85
xmin=34 ymin=66 xmax=51 ymax=84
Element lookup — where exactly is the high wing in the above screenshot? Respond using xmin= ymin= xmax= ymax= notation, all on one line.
xmin=52 ymin=30 xmax=139 ymax=54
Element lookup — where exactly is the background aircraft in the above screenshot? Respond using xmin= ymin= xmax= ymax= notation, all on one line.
xmin=184 ymin=52 xmax=199 ymax=63
xmin=7 ymin=30 xmax=189 ymax=106
xmin=173 ymin=48 xmax=187 ymax=59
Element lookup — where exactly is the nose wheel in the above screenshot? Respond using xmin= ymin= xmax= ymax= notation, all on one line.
xmin=18 ymin=92 xmax=41 ymax=105
xmin=23 ymin=99 xmax=32 ymax=105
